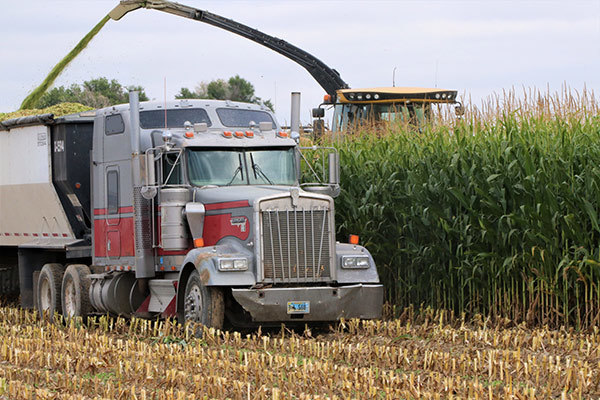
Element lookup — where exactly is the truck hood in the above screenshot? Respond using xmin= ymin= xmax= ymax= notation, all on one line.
xmin=192 ymin=185 xmax=299 ymax=208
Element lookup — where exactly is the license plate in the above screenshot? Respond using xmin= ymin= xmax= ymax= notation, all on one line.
xmin=287 ymin=301 xmax=310 ymax=314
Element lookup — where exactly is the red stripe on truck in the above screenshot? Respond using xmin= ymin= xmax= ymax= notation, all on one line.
xmin=203 ymin=213 xmax=250 ymax=245
xmin=204 ymin=200 xmax=250 ymax=211
xmin=94 ymin=216 xmax=135 ymax=258
xmin=93 ymin=206 xmax=135 ymax=216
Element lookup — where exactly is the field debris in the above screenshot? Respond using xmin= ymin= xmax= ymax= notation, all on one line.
xmin=0 ymin=306 xmax=598 ymax=399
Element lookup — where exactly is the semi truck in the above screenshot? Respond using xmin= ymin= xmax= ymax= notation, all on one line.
xmin=109 ymin=0 xmax=460 ymax=133
xmin=0 ymin=93 xmax=383 ymax=327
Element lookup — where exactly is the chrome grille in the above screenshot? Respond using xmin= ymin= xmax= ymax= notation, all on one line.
xmin=262 ymin=208 xmax=331 ymax=282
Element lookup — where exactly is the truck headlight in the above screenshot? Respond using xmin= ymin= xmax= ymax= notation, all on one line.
xmin=218 ymin=258 xmax=248 ymax=271
xmin=341 ymin=255 xmax=370 ymax=269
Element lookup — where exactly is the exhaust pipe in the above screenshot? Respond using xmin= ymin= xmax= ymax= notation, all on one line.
xmin=290 ymin=92 xmax=301 ymax=141
xmin=128 ymin=90 xmax=141 ymax=155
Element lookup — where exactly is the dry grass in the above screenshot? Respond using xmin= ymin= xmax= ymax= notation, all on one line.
xmin=0 ymin=306 xmax=598 ymax=399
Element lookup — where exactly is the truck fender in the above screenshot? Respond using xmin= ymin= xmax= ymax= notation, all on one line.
xmin=176 ymin=245 xmax=256 ymax=315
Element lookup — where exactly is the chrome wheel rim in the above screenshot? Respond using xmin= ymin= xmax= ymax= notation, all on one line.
xmin=40 ymin=278 xmax=51 ymax=311
xmin=64 ymin=279 xmax=76 ymax=317
xmin=184 ymin=285 xmax=202 ymax=322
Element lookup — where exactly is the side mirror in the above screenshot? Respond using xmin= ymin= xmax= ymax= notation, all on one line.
xmin=313 ymin=119 xmax=325 ymax=137
xmin=301 ymin=150 xmax=341 ymax=198
xmin=454 ymin=104 xmax=465 ymax=116
xmin=312 ymin=108 xmax=325 ymax=118
xmin=141 ymin=150 xmax=158 ymax=199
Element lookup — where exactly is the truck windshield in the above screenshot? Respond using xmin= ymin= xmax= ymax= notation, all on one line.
xmin=187 ymin=147 xmax=296 ymax=186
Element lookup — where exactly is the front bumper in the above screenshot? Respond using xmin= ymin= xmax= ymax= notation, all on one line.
xmin=231 ymin=284 xmax=384 ymax=322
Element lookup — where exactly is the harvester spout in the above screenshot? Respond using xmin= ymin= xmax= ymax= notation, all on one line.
xmin=108 ymin=0 xmax=145 ymax=21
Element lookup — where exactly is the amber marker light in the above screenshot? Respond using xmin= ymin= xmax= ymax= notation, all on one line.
xmin=323 ymin=94 xmax=332 ymax=103
xmin=223 ymin=131 xmax=233 ymax=138
xmin=349 ymin=234 xmax=359 ymax=245
xmin=245 ymin=131 xmax=254 ymax=138
xmin=278 ymin=131 xmax=289 ymax=138
xmin=184 ymin=131 xmax=194 ymax=138
xmin=234 ymin=131 xmax=244 ymax=138
xmin=194 ymin=238 xmax=205 ymax=248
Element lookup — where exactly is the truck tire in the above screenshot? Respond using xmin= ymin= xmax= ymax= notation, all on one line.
xmin=61 ymin=264 xmax=92 ymax=319
xmin=37 ymin=263 xmax=64 ymax=319
xmin=0 ymin=263 xmax=19 ymax=301
xmin=182 ymin=270 xmax=224 ymax=329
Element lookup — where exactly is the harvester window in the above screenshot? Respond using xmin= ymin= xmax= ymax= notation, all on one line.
xmin=139 ymin=109 xmax=211 ymax=129
xmin=107 ymin=170 xmax=119 ymax=214
xmin=105 ymin=114 xmax=125 ymax=135
xmin=216 ymin=108 xmax=275 ymax=128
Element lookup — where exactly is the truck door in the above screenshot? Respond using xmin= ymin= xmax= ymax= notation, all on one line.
xmin=101 ymin=112 xmax=134 ymax=263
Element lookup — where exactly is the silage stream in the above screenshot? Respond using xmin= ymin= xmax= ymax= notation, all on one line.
xmin=19 ymin=14 xmax=111 ymax=110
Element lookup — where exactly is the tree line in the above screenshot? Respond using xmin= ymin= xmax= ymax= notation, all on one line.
xmin=34 ymin=75 xmax=273 ymax=110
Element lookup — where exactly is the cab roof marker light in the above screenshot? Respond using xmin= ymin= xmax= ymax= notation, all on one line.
xmin=278 ymin=131 xmax=289 ymax=138
xmin=184 ymin=131 xmax=194 ymax=138
xmin=223 ymin=131 xmax=233 ymax=138
xmin=245 ymin=131 xmax=254 ymax=138
xmin=234 ymin=131 xmax=244 ymax=138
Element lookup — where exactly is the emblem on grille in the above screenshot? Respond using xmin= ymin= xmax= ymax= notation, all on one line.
xmin=290 ymin=187 xmax=299 ymax=208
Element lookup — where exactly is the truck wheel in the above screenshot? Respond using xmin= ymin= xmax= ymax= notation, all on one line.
xmin=61 ymin=264 xmax=92 ymax=319
xmin=37 ymin=263 xmax=64 ymax=319
xmin=183 ymin=270 xmax=224 ymax=329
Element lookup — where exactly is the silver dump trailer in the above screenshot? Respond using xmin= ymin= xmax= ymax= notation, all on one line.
xmin=0 ymin=95 xmax=383 ymax=327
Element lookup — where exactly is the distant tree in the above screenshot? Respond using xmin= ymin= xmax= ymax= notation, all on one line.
xmin=36 ymin=77 xmax=148 ymax=108
xmin=227 ymin=75 xmax=255 ymax=103
xmin=176 ymin=87 xmax=203 ymax=99
xmin=176 ymin=75 xmax=274 ymax=111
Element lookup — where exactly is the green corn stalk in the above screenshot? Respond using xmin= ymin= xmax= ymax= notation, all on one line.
xmin=308 ymin=87 xmax=600 ymax=328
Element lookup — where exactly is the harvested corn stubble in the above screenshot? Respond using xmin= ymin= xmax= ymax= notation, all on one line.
xmin=0 ymin=306 xmax=598 ymax=399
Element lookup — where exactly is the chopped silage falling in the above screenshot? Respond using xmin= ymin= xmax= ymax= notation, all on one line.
xmin=20 ymin=15 xmax=111 ymax=110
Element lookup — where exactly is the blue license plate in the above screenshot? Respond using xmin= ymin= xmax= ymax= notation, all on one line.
xmin=287 ymin=301 xmax=310 ymax=314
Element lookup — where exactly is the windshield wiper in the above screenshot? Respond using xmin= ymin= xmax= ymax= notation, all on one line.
xmin=226 ymin=154 xmax=245 ymax=185
xmin=250 ymin=153 xmax=273 ymax=185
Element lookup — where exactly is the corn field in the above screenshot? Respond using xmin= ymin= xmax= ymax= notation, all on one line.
xmin=0 ymin=306 xmax=599 ymax=399
xmin=309 ymin=87 xmax=600 ymax=329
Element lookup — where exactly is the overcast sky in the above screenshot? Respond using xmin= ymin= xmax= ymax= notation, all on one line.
xmin=1 ymin=0 xmax=599 ymax=125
